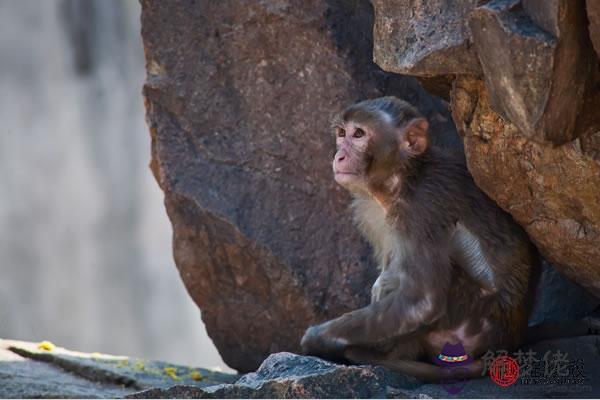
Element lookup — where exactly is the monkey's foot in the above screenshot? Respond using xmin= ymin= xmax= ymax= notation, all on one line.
xmin=300 ymin=325 xmax=348 ymax=358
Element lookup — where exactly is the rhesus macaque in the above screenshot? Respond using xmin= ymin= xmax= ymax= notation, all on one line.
xmin=300 ymin=96 xmax=598 ymax=382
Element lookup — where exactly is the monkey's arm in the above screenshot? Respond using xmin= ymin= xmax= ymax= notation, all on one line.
xmin=301 ymin=255 xmax=451 ymax=357
xmin=371 ymin=268 xmax=402 ymax=303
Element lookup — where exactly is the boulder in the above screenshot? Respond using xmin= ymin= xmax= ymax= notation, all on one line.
xmin=131 ymin=337 xmax=600 ymax=398
xmin=129 ymin=352 xmax=420 ymax=399
xmin=5 ymin=338 xmax=600 ymax=398
xmin=373 ymin=0 xmax=600 ymax=296
xmin=451 ymin=76 xmax=600 ymax=296
xmin=140 ymin=0 xmax=461 ymax=372
xmin=469 ymin=0 xmax=593 ymax=144
xmin=529 ymin=261 xmax=600 ymax=325
xmin=587 ymin=0 xmax=600 ymax=58
xmin=371 ymin=0 xmax=481 ymax=76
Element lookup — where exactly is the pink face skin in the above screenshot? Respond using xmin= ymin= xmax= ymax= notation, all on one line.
xmin=332 ymin=117 xmax=429 ymax=194
xmin=332 ymin=121 xmax=371 ymax=190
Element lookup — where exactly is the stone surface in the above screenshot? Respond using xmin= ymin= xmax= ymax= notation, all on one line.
xmin=372 ymin=0 xmax=481 ymax=76
xmin=130 ymin=337 xmax=600 ymax=399
xmin=469 ymin=0 xmax=593 ymax=144
xmin=0 ymin=339 xmax=237 ymax=399
xmin=451 ymin=76 xmax=600 ymax=296
xmin=140 ymin=0 xmax=461 ymax=372
xmin=372 ymin=0 xmax=600 ymax=295
xmin=4 ymin=338 xmax=600 ymax=399
xmin=4 ymin=338 xmax=600 ymax=398
xmin=128 ymin=352 xmax=419 ymax=399
xmin=587 ymin=0 xmax=600 ymax=58
xmin=0 ymin=347 xmax=127 ymax=399
xmin=529 ymin=262 xmax=600 ymax=325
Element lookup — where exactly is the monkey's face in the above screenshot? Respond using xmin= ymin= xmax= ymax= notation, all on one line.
xmin=332 ymin=121 xmax=372 ymax=191
xmin=332 ymin=98 xmax=429 ymax=196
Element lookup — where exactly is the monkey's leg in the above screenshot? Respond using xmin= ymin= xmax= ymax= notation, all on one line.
xmin=344 ymin=346 xmax=484 ymax=383
xmin=525 ymin=317 xmax=600 ymax=344
xmin=301 ymin=290 xmax=444 ymax=358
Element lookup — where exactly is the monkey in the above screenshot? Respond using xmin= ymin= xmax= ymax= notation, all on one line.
xmin=300 ymin=96 xmax=600 ymax=382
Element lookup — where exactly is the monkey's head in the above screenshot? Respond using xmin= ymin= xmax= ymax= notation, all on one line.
xmin=331 ymin=96 xmax=429 ymax=194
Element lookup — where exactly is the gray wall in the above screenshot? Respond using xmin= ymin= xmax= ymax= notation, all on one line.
xmin=0 ymin=0 xmax=228 ymax=371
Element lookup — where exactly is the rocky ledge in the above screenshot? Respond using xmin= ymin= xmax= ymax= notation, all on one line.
xmin=2 ymin=336 xmax=599 ymax=398
xmin=0 ymin=339 xmax=237 ymax=398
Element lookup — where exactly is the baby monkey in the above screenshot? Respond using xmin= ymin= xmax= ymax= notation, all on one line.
xmin=301 ymin=96 xmax=596 ymax=382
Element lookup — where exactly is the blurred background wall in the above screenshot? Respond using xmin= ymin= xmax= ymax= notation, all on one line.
xmin=0 ymin=0 xmax=228 ymax=371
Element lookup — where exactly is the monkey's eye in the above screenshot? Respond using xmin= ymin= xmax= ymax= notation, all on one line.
xmin=336 ymin=127 xmax=346 ymax=137
xmin=353 ymin=128 xmax=365 ymax=138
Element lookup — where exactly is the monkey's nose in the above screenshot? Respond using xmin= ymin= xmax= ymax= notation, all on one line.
xmin=337 ymin=155 xmax=346 ymax=162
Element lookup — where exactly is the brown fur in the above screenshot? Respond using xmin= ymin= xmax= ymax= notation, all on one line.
xmin=301 ymin=96 xmax=542 ymax=382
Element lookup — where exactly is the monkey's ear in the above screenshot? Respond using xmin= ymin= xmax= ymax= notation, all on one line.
xmin=400 ymin=118 xmax=429 ymax=155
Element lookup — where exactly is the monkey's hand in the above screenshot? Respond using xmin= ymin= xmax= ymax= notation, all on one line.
xmin=300 ymin=323 xmax=348 ymax=359
xmin=371 ymin=272 xmax=401 ymax=303
xmin=371 ymin=278 xmax=386 ymax=303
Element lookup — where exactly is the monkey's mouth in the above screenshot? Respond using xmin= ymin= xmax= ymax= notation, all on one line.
xmin=334 ymin=171 xmax=362 ymax=186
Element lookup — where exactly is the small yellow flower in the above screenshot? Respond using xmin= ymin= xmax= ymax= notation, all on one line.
xmin=135 ymin=361 xmax=146 ymax=371
xmin=163 ymin=367 xmax=182 ymax=381
xmin=37 ymin=341 xmax=55 ymax=351
xmin=190 ymin=370 xmax=204 ymax=381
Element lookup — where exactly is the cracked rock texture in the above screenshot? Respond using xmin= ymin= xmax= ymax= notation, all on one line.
xmin=131 ymin=339 xmax=600 ymax=399
xmin=372 ymin=0 xmax=482 ymax=77
xmin=374 ymin=0 xmax=600 ymax=296
xmin=451 ymin=75 xmax=600 ymax=296
xmin=4 ymin=338 xmax=600 ymax=398
xmin=469 ymin=0 xmax=593 ymax=144
xmin=140 ymin=0 xmax=462 ymax=372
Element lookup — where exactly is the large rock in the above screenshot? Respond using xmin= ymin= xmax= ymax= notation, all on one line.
xmin=140 ymin=0 xmax=461 ymax=372
xmin=371 ymin=0 xmax=482 ymax=99
xmin=371 ymin=0 xmax=481 ymax=76
xmin=131 ymin=337 xmax=600 ymax=398
xmin=469 ymin=0 xmax=594 ymax=144
xmin=374 ymin=1 xmax=600 ymax=296
xmin=5 ymin=338 xmax=599 ymax=398
xmin=129 ymin=353 xmax=420 ymax=399
xmin=529 ymin=262 xmax=600 ymax=325
xmin=451 ymin=76 xmax=600 ymax=296
xmin=587 ymin=0 xmax=600 ymax=58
